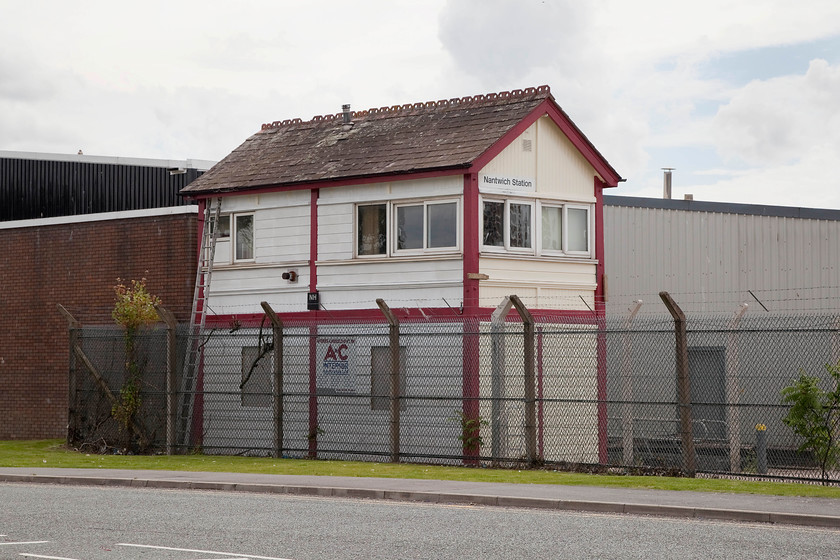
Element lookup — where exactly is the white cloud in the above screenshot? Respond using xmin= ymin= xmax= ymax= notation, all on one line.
xmin=439 ymin=0 xmax=590 ymax=84
xmin=675 ymin=144 xmax=840 ymax=209
xmin=1 ymin=1 xmax=840 ymax=209
xmin=712 ymin=59 xmax=840 ymax=165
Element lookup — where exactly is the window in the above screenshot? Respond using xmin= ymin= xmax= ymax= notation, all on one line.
xmin=371 ymin=346 xmax=407 ymax=411
xmin=357 ymin=200 xmax=459 ymax=257
xmin=483 ymin=198 xmax=592 ymax=257
xmin=566 ymin=206 xmax=589 ymax=253
xmin=358 ymin=204 xmax=386 ymax=256
xmin=481 ymin=199 xmax=533 ymax=251
xmin=396 ymin=201 xmax=457 ymax=252
xmin=234 ymin=214 xmax=254 ymax=261
xmin=212 ymin=213 xmax=253 ymax=264
xmin=241 ymin=346 xmax=272 ymax=408
xmin=214 ymin=215 xmax=231 ymax=239
xmin=541 ymin=205 xmax=562 ymax=251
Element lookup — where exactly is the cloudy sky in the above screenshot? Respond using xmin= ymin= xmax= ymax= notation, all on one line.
xmin=2 ymin=0 xmax=839 ymax=208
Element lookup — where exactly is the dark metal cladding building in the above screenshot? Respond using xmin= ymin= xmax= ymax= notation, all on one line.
xmin=0 ymin=151 xmax=214 ymax=221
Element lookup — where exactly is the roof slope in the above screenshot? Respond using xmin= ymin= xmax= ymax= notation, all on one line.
xmin=182 ymin=86 xmax=618 ymax=195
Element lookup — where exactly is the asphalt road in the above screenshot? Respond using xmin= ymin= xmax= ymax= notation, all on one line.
xmin=4 ymin=483 xmax=840 ymax=560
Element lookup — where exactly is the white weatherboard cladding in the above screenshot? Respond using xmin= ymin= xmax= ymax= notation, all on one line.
xmin=317 ymin=258 xmax=463 ymax=310
xmin=201 ymin=323 xmax=468 ymax=459
xmin=315 ymin=175 xmax=465 ymax=309
xmin=208 ymin=266 xmax=309 ymax=315
xmin=207 ymin=190 xmax=311 ymax=314
xmin=213 ymin=190 xmax=310 ymax=266
xmin=319 ymin=175 xmax=463 ymax=206
xmin=478 ymin=256 xmax=597 ymax=311
xmin=604 ymin=205 xmax=840 ymax=314
xmin=479 ymin=116 xmax=596 ymax=202
xmin=316 ymin=202 xmax=353 ymax=261
xmin=478 ymin=322 xmax=598 ymax=463
xmin=201 ymin=327 xmax=311 ymax=454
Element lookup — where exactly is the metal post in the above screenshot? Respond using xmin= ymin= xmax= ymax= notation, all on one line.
xmin=57 ymin=304 xmax=80 ymax=446
xmin=621 ymin=300 xmax=642 ymax=466
xmin=659 ymin=291 xmax=696 ymax=477
xmin=155 ymin=306 xmax=178 ymax=455
xmin=261 ymin=302 xmax=284 ymax=459
xmin=756 ymin=424 xmax=768 ymax=475
xmin=726 ymin=303 xmax=749 ymax=472
xmin=509 ymin=295 xmax=537 ymax=464
xmin=490 ymin=297 xmax=513 ymax=463
xmin=376 ymin=299 xmax=401 ymax=463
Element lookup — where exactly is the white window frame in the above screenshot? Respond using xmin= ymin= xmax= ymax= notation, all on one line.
xmin=232 ymin=212 xmax=255 ymax=263
xmin=356 ymin=202 xmax=389 ymax=258
xmin=355 ymin=198 xmax=461 ymax=258
xmin=481 ymin=197 xmax=594 ymax=258
xmin=563 ymin=203 xmax=592 ymax=256
xmin=393 ymin=199 xmax=460 ymax=255
xmin=480 ymin=197 xmax=535 ymax=255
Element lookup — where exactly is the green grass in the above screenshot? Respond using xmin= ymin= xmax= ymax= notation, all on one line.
xmin=3 ymin=439 xmax=840 ymax=499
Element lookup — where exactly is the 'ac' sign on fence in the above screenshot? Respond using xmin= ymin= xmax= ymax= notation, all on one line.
xmin=316 ymin=338 xmax=356 ymax=394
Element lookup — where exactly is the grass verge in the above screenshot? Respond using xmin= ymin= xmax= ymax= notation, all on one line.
xmin=2 ymin=439 xmax=839 ymax=499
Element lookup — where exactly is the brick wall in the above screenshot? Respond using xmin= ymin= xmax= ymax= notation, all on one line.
xmin=0 ymin=211 xmax=197 ymax=439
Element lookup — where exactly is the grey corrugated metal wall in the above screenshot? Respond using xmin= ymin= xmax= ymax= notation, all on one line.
xmin=604 ymin=196 xmax=840 ymax=314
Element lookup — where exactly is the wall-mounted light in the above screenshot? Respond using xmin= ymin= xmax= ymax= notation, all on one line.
xmin=282 ymin=270 xmax=298 ymax=283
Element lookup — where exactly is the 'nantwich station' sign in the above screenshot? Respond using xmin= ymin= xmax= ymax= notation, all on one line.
xmin=479 ymin=174 xmax=536 ymax=194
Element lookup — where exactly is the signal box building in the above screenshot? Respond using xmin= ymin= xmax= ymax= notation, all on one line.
xmin=180 ymin=86 xmax=623 ymax=461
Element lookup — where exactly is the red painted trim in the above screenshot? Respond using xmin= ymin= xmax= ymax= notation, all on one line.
xmin=469 ymin=99 xmax=622 ymax=187
xmin=310 ymin=189 xmax=319 ymax=294
xmin=185 ymin=167 xmax=469 ymax=202
xmin=204 ymin=306 xmax=601 ymax=327
xmin=193 ymin=354 xmax=205 ymax=449
xmin=537 ymin=326 xmax=544 ymax=460
xmin=462 ymin=173 xmax=479 ymax=314
xmin=196 ymin=198 xmax=207 ymax=267
xmin=594 ymin=178 xmax=606 ymax=308
xmin=594 ymin=177 xmax=608 ymax=462
xmin=462 ymin=318 xmax=480 ymax=464
xmin=308 ymin=326 xmax=318 ymax=458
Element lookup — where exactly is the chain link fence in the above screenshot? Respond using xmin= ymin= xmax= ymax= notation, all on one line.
xmin=66 ymin=306 xmax=840 ymax=483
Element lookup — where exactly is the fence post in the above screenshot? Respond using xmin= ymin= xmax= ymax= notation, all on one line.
xmin=509 ymin=295 xmax=537 ymax=464
xmin=490 ymin=297 xmax=513 ymax=463
xmin=57 ymin=304 xmax=80 ymax=446
xmin=621 ymin=300 xmax=643 ymax=466
xmin=261 ymin=302 xmax=284 ymax=459
xmin=726 ymin=303 xmax=749 ymax=472
xmin=659 ymin=291 xmax=696 ymax=477
xmin=376 ymin=299 xmax=401 ymax=463
xmin=155 ymin=305 xmax=178 ymax=455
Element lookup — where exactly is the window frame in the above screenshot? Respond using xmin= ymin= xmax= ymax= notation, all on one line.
xmin=232 ymin=212 xmax=255 ymax=263
xmin=562 ymin=203 xmax=592 ymax=256
xmin=355 ymin=198 xmax=461 ymax=258
xmin=356 ymin=203 xmax=388 ymax=258
xmin=481 ymin=197 xmax=594 ymax=258
xmin=480 ymin=197 xmax=535 ymax=255
xmin=393 ymin=199 xmax=460 ymax=255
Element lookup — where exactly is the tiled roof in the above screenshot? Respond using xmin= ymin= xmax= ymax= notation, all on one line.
xmin=182 ymin=86 xmax=609 ymax=195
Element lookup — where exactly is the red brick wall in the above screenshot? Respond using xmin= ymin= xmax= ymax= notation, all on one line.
xmin=0 ymin=212 xmax=197 ymax=439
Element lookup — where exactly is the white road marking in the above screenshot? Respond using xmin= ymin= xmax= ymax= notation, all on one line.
xmin=19 ymin=555 xmax=81 ymax=560
xmin=116 ymin=543 xmax=295 ymax=559
xmin=0 ymin=542 xmax=50 ymax=546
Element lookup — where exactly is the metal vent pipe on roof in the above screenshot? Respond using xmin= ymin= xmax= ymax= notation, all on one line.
xmin=342 ymin=104 xmax=352 ymax=124
xmin=662 ymin=167 xmax=674 ymax=199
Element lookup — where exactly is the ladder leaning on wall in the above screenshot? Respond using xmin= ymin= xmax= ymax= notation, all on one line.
xmin=178 ymin=197 xmax=222 ymax=449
